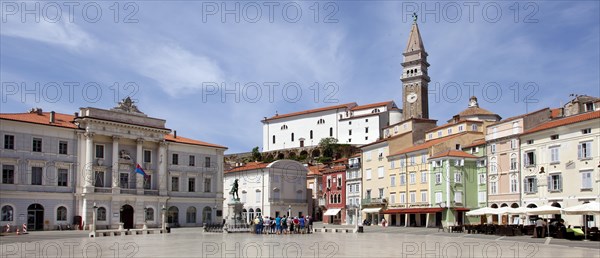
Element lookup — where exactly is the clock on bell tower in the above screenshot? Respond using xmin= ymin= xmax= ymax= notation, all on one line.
xmin=401 ymin=17 xmax=430 ymax=120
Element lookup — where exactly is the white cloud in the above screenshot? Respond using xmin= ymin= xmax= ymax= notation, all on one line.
xmin=1 ymin=19 xmax=94 ymax=50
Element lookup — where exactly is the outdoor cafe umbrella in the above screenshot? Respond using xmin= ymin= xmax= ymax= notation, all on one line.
xmin=563 ymin=201 xmax=600 ymax=240
xmin=526 ymin=205 xmax=563 ymax=238
xmin=495 ymin=207 xmax=528 ymax=224
xmin=466 ymin=207 xmax=495 ymax=216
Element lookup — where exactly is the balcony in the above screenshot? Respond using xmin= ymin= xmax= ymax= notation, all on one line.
xmin=144 ymin=190 xmax=159 ymax=196
xmin=120 ymin=189 xmax=137 ymax=195
xmin=318 ymin=198 xmax=326 ymax=206
xmin=94 ymin=187 xmax=112 ymax=193
xmin=349 ymin=163 xmax=361 ymax=169
xmin=362 ymin=198 xmax=386 ymax=205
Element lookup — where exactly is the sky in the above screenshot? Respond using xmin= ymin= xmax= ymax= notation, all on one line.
xmin=1 ymin=1 xmax=599 ymax=154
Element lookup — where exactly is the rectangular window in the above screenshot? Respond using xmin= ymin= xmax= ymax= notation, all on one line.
xmin=448 ymin=128 xmax=452 ymax=134
xmin=189 ymin=155 xmax=195 ymax=166
xmin=365 ymin=151 xmax=372 ymax=161
xmin=379 ymin=188 xmax=384 ymax=198
xmin=58 ymin=169 xmax=68 ymax=186
xmin=524 ymin=151 xmax=535 ymax=166
xmin=510 ymin=178 xmax=518 ymax=193
xmin=548 ymin=174 xmax=562 ymax=192
xmin=582 ymin=128 xmax=591 ymax=134
xmin=550 ymin=146 xmax=560 ymax=163
xmin=409 ymin=172 xmax=416 ymax=184
xmin=550 ymin=134 xmax=559 ymax=140
xmin=435 ymin=173 xmax=442 ymax=184
xmin=143 ymin=175 xmax=152 ymax=189
xmin=204 ymin=178 xmax=211 ymax=192
xmin=172 ymin=153 xmax=179 ymax=165
xmin=31 ymin=167 xmax=42 ymax=185
xmin=490 ymin=144 xmax=496 ymax=154
xmin=256 ymin=191 xmax=262 ymax=203
xmin=377 ymin=166 xmax=384 ymax=178
xmin=95 ymin=144 xmax=104 ymax=159
xmin=478 ymin=174 xmax=486 ymax=185
xmin=578 ymin=142 xmax=592 ymax=159
xmin=435 ymin=192 xmax=442 ymax=204
xmin=400 ymin=174 xmax=406 ymax=185
xmin=390 ymin=175 xmax=396 ymax=187
xmin=510 ymin=156 xmax=517 ymax=170
xmin=94 ymin=171 xmax=104 ymax=187
xmin=437 ymin=131 xmax=442 ymax=137
xmin=478 ymin=191 xmax=486 ymax=203
xmin=188 ymin=178 xmax=195 ymax=192
xmin=490 ymin=181 xmax=497 ymax=194
xmin=584 ymin=102 xmax=594 ymax=112
xmin=524 ymin=177 xmax=537 ymax=193
xmin=366 ymin=169 xmax=372 ymax=180
xmin=32 ymin=137 xmax=42 ymax=152
xmin=472 ymin=124 xmax=478 ymax=131
xmin=58 ymin=141 xmax=68 ymax=155
xmin=428 ymin=133 xmax=433 ymax=139
xmin=421 ymin=154 xmax=426 ymax=164
xmin=2 ymin=165 xmax=15 ymax=184
xmin=171 ymin=176 xmax=179 ymax=191
xmin=454 ymin=172 xmax=462 ymax=183
xmin=454 ymin=192 xmax=462 ymax=204
xmin=390 ymin=160 xmax=395 ymax=169
xmin=421 ymin=171 xmax=427 ymax=183
xmin=400 ymin=159 xmax=405 ymax=168
xmin=390 ymin=193 xmax=396 ymax=204
xmin=409 ymin=192 xmax=416 ymax=203
xmin=527 ymin=140 xmax=534 ymax=144
xmin=421 ymin=191 xmax=427 ymax=202
xmin=4 ymin=135 xmax=14 ymax=149
xmin=410 ymin=156 xmax=415 ymax=165
xmin=205 ymin=157 xmax=211 ymax=168
xmin=581 ymin=170 xmax=592 ymax=189
xmin=458 ymin=125 xmax=464 ymax=132
xmin=349 ymin=129 xmax=352 ymax=136
xmin=400 ymin=192 xmax=406 ymax=203
xmin=365 ymin=127 xmax=369 ymax=133
xmin=366 ymin=189 xmax=371 ymax=199
xmin=144 ymin=150 xmax=152 ymax=163
xmin=120 ymin=173 xmax=129 ymax=188
xmin=510 ymin=139 xmax=517 ymax=150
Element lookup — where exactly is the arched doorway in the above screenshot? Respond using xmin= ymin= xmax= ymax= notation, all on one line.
xmin=277 ymin=153 xmax=284 ymax=159
xmin=120 ymin=205 xmax=134 ymax=229
xmin=551 ymin=202 xmax=562 ymax=221
xmin=167 ymin=206 xmax=179 ymax=226
xmin=27 ymin=204 xmax=44 ymax=231
xmin=312 ymin=149 xmax=321 ymax=158
xmin=490 ymin=204 xmax=498 ymax=224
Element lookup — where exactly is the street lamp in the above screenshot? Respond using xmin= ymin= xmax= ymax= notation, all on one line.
xmin=91 ymin=202 xmax=98 ymax=237
xmin=161 ymin=205 xmax=167 ymax=233
xmin=143 ymin=207 xmax=148 ymax=230
xmin=288 ymin=205 xmax=292 ymax=218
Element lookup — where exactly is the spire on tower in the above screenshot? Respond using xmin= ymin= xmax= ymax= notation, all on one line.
xmin=404 ymin=22 xmax=425 ymax=53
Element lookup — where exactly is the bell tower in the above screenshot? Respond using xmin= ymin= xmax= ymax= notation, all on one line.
xmin=401 ymin=14 xmax=430 ymax=120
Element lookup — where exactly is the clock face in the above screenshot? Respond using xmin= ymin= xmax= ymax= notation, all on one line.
xmin=407 ymin=93 xmax=418 ymax=103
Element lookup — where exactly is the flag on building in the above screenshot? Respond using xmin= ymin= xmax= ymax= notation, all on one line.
xmin=135 ymin=164 xmax=147 ymax=177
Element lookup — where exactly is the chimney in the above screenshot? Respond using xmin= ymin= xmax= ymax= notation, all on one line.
xmin=174 ymin=130 xmax=177 ymax=138
xmin=74 ymin=112 xmax=79 ymax=117
xmin=36 ymin=108 xmax=43 ymax=115
xmin=49 ymin=111 xmax=56 ymax=124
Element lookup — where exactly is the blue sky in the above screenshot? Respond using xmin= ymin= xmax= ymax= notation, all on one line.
xmin=1 ymin=1 xmax=599 ymax=153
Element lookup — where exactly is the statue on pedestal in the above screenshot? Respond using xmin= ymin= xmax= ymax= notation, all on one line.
xmin=229 ymin=179 xmax=240 ymax=201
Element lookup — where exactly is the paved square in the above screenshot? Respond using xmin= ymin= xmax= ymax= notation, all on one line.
xmin=1 ymin=226 xmax=599 ymax=257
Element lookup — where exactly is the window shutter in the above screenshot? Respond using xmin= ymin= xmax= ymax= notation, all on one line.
xmin=577 ymin=143 xmax=582 ymax=159
xmin=533 ymin=178 xmax=538 ymax=192
xmin=523 ymin=153 xmax=527 ymax=166
xmin=558 ymin=174 xmax=563 ymax=192
xmin=523 ymin=179 xmax=528 ymax=193
xmin=547 ymin=176 xmax=552 ymax=192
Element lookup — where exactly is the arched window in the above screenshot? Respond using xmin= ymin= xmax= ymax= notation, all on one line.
xmin=57 ymin=206 xmax=67 ymax=221
xmin=329 ymin=127 xmax=333 ymax=137
xmin=97 ymin=207 xmax=107 ymax=221
xmin=371 ymin=108 xmax=380 ymax=113
xmin=317 ymin=118 xmax=325 ymax=124
xmin=202 ymin=207 xmax=212 ymax=223
xmin=255 ymin=208 xmax=261 ymax=218
xmin=167 ymin=206 xmax=179 ymax=223
xmin=249 ymin=208 xmax=255 ymax=220
xmin=145 ymin=207 xmax=154 ymax=221
xmin=310 ymin=130 xmax=313 ymax=139
xmin=272 ymin=135 xmax=276 ymax=144
xmin=281 ymin=125 xmax=288 ymax=130
xmin=186 ymin=206 xmax=197 ymax=223
xmin=291 ymin=133 xmax=294 ymax=142
xmin=1 ymin=205 xmax=14 ymax=221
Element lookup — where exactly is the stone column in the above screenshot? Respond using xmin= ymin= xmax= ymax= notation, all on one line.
xmin=112 ymin=136 xmax=120 ymax=193
xmin=83 ymin=132 xmax=94 ymax=193
xmin=158 ymin=141 xmax=168 ymax=196
xmin=136 ymin=139 xmax=144 ymax=191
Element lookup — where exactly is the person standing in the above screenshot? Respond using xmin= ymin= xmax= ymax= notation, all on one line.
xmin=299 ymin=216 xmax=305 ymax=234
xmin=275 ymin=216 xmax=282 ymax=235
xmin=535 ymin=218 xmax=544 ymax=238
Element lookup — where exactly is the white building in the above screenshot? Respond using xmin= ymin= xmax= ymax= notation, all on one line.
xmin=0 ymin=99 xmax=226 ymax=231
xmin=345 ymin=154 xmax=362 ymax=225
xmin=520 ymin=110 xmax=600 ymax=226
xmin=261 ymin=101 xmax=402 ymax=152
xmin=223 ymin=160 xmax=308 ymax=223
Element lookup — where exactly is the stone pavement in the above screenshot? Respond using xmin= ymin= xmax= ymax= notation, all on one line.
xmin=0 ymin=226 xmax=598 ymax=257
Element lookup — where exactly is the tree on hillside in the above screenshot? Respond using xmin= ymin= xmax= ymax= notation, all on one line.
xmin=251 ymin=146 xmax=262 ymax=161
xmin=318 ymin=137 xmax=338 ymax=163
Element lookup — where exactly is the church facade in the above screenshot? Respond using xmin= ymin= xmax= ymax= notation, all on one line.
xmin=0 ymin=99 xmax=226 ymax=230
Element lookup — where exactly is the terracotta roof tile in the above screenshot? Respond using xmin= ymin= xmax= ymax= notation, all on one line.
xmin=0 ymin=111 xmax=77 ymax=129
xmin=350 ymin=101 xmax=393 ymax=111
xmin=425 ymin=120 xmax=482 ymax=133
xmin=388 ymin=132 xmax=466 ymax=156
xmin=523 ymin=110 xmax=600 ymax=135
xmin=307 ymin=165 xmax=326 ymax=176
xmin=332 ymin=157 xmax=348 ymax=163
xmin=263 ymin=103 xmax=356 ymax=121
xmin=322 ymin=165 xmax=347 ymax=174
xmin=550 ymin=108 xmax=562 ymax=118
xmin=225 ymin=162 xmax=269 ymax=173
xmin=459 ymin=106 xmax=497 ymax=117
xmin=463 ymin=138 xmax=485 ymax=148
xmin=429 ymin=150 xmax=478 ymax=159
xmin=165 ymin=134 xmax=227 ymax=149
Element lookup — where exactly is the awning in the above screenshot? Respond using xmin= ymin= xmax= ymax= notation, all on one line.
xmin=323 ymin=208 xmax=341 ymax=216
xmin=453 ymin=207 xmax=470 ymax=212
xmin=362 ymin=207 xmax=382 ymax=213
xmin=382 ymin=208 xmax=444 ymax=214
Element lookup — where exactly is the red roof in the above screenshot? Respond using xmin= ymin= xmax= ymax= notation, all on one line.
xmin=350 ymin=101 xmax=393 ymax=111
xmin=523 ymin=110 xmax=600 ymax=135
xmin=307 ymin=165 xmax=326 ymax=176
xmin=463 ymin=138 xmax=485 ymax=149
xmin=383 ymin=208 xmax=444 ymax=214
xmin=263 ymin=103 xmax=356 ymax=121
xmin=550 ymin=108 xmax=562 ymax=118
xmin=225 ymin=162 xmax=269 ymax=173
xmin=322 ymin=165 xmax=347 ymax=174
xmin=0 ymin=111 xmax=77 ymax=129
xmin=332 ymin=157 xmax=348 ymax=163
xmin=426 ymin=120 xmax=482 ymax=133
xmin=165 ymin=134 xmax=226 ymax=149
xmin=429 ymin=150 xmax=478 ymax=159
xmin=388 ymin=132 xmax=466 ymax=156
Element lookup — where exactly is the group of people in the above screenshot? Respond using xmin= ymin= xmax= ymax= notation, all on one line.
xmin=252 ymin=215 xmax=312 ymax=235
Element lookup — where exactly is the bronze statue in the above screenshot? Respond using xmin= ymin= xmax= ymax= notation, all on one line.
xmin=229 ymin=179 xmax=239 ymax=200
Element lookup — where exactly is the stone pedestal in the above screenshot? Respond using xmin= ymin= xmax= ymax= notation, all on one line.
xmin=223 ymin=200 xmax=244 ymax=233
